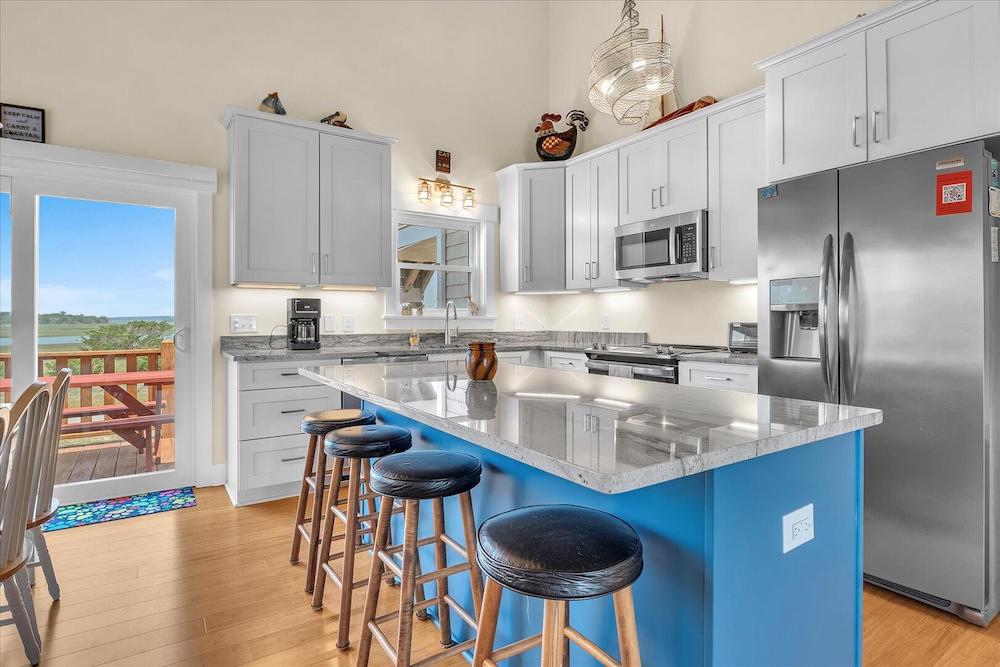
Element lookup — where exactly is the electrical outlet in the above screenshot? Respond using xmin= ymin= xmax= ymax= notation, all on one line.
xmin=229 ymin=314 xmax=257 ymax=334
xmin=343 ymin=314 xmax=355 ymax=333
xmin=600 ymin=314 xmax=611 ymax=331
xmin=323 ymin=314 xmax=336 ymax=333
xmin=782 ymin=503 xmax=814 ymax=554
xmin=513 ymin=314 xmax=526 ymax=330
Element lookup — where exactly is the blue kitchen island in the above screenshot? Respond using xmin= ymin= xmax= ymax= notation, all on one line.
xmin=302 ymin=360 xmax=882 ymax=666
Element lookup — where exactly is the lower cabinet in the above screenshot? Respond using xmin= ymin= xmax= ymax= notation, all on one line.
xmin=427 ymin=350 xmax=533 ymax=365
xmin=678 ymin=361 xmax=758 ymax=393
xmin=226 ymin=359 xmax=341 ymax=506
xmin=542 ymin=350 xmax=588 ymax=372
xmin=566 ymin=404 xmax=617 ymax=473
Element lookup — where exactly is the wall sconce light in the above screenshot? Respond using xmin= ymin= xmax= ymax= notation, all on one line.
xmin=417 ymin=180 xmax=431 ymax=202
xmin=417 ymin=178 xmax=476 ymax=209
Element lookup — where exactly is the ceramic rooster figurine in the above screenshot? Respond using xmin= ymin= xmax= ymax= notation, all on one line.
xmin=534 ymin=110 xmax=589 ymax=161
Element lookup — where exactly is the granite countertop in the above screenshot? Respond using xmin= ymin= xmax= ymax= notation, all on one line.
xmin=221 ymin=331 xmax=645 ymax=363
xmin=300 ymin=361 xmax=881 ymax=494
xmin=677 ymin=351 xmax=758 ymax=366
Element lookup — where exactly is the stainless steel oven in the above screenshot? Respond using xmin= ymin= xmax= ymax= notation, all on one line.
xmin=584 ymin=358 xmax=677 ymax=383
xmin=614 ymin=210 xmax=708 ymax=282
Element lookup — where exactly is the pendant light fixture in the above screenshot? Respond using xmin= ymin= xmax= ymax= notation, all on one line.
xmin=588 ymin=0 xmax=674 ymax=126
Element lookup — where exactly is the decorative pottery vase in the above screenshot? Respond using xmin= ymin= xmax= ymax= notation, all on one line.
xmin=466 ymin=342 xmax=498 ymax=381
xmin=465 ymin=380 xmax=498 ymax=420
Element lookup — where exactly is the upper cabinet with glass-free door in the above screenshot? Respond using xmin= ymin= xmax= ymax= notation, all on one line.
xmin=866 ymin=0 xmax=1000 ymax=161
xmin=222 ymin=107 xmax=395 ymax=287
xmin=759 ymin=0 xmax=1000 ymax=181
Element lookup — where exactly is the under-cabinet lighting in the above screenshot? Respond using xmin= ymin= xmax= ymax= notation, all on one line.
xmin=728 ymin=279 xmax=758 ymax=286
xmin=728 ymin=421 xmax=760 ymax=432
xmin=514 ymin=291 xmax=582 ymax=295
xmin=233 ymin=283 xmax=301 ymax=289
xmin=321 ymin=285 xmax=378 ymax=292
xmin=593 ymin=397 xmax=633 ymax=409
xmin=515 ymin=392 xmax=582 ymax=401
xmin=593 ymin=287 xmax=631 ymax=293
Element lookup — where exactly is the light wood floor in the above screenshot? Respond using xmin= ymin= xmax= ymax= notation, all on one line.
xmin=3 ymin=485 xmax=1000 ymax=666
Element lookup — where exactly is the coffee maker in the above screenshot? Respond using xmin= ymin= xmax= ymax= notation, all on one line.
xmin=287 ymin=298 xmax=321 ymax=350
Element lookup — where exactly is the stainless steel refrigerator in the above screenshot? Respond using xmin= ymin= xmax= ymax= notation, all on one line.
xmin=758 ymin=140 xmax=1000 ymax=625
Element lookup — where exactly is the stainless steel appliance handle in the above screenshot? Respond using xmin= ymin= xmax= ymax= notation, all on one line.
xmin=341 ymin=356 xmax=377 ymax=365
xmin=634 ymin=366 xmax=675 ymax=379
xmin=839 ymin=233 xmax=856 ymax=403
xmin=871 ymin=111 xmax=880 ymax=143
xmin=818 ymin=233 xmax=835 ymax=402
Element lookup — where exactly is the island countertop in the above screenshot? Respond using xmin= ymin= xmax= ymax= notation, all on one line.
xmin=300 ymin=361 xmax=881 ymax=494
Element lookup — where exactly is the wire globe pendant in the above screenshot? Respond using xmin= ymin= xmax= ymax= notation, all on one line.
xmin=588 ymin=0 xmax=674 ymax=126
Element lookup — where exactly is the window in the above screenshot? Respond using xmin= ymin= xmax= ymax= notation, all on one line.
xmin=385 ymin=209 xmax=495 ymax=327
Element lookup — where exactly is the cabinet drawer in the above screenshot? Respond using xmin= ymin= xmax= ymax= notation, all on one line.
xmin=543 ymin=351 xmax=588 ymax=372
xmin=238 ymin=435 xmax=309 ymax=489
xmin=238 ymin=385 xmax=341 ymax=440
xmin=238 ymin=360 xmax=328 ymax=390
xmin=498 ymin=351 xmax=530 ymax=365
xmin=679 ymin=362 xmax=757 ymax=393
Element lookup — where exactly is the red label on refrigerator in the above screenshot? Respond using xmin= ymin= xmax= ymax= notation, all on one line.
xmin=936 ymin=170 xmax=973 ymax=216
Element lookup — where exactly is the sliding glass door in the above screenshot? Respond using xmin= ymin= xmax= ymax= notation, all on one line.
xmin=7 ymin=176 xmax=196 ymax=503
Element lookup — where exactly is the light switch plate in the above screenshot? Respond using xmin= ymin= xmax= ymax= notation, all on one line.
xmin=600 ymin=314 xmax=611 ymax=331
xmin=229 ymin=314 xmax=257 ymax=334
xmin=323 ymin=315 xmax=336 ymax=333
xmin=782 ymin=503 xmax=814 ymax=554
xmin=513 ymin=314 xmax=526 ymax=330
xmin=343 ymin=314 xmax=355 ymax=333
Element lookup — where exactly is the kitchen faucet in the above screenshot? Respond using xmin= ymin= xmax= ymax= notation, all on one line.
xmin=445 ymin=300 xmax=459 ymax=346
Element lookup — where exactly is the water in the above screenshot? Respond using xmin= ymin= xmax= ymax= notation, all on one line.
xmin=0 ymin=315 xmax=175 ymax=348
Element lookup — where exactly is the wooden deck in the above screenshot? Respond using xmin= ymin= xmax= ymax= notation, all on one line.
xmin=55 ymin=438 xmax=175 ymax=484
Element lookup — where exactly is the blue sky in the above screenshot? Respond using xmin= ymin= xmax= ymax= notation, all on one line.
xmin=0 ymin=193 xmax=175 ymax=317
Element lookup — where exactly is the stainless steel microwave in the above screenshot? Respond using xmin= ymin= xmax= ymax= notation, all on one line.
xmin=614 ymin=210 xmax=708 ymax=282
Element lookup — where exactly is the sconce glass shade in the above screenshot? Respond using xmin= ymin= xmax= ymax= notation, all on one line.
xmin=463 ymin=189 xmax=475 ymax=208
xmin=441 ymin=186 xmax=454 ymax=206
xmin=417 ymin=180 xmax=431 ymax=201
xmin=588 ymin=0 xmax=674 ymax=125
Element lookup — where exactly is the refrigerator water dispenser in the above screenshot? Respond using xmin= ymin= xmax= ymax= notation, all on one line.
xmin=769 ymin=277 xmax=821 ymax=360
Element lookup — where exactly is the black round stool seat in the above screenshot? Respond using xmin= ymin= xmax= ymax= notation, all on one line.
xmin=370 ymin=451 xmax=481 ymax=499
xmin=301 ymin=408 xmax=375 ymax=435
xmin=324 ymin=424 xmax=412 ymax=459
xmin=477 ymin=505 xmax=643 ymax=600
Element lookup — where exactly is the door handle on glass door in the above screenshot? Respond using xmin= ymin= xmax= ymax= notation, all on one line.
xmin=818 ymin=234 xmax=836 ymax=402
xmin=839 ymin=233 xmax=856 ymax=402
xmin=172 ymin=327 xmax=189 ymax=353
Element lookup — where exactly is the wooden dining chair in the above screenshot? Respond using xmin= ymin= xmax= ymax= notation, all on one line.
xmin=25 ymin=369 xmax=71 ymax=599
xmin=0 ymin=382 xmax=52 ymax=666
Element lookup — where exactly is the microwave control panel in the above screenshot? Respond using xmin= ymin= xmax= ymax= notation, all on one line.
xmin=675 ymin=224 xmax=699 ymax=264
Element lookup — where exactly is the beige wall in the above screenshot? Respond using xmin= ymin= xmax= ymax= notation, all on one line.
xmin=0 ymin=0 xmax=893 ymax=465
xmin=543 ymin=0 xmax=892 ymax=338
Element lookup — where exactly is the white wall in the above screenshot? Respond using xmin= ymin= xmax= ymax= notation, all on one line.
xmin=542 ymin=0 xmax=891 ymax=338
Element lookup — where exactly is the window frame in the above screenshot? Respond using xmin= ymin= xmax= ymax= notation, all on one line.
xmin=385 ymin=207 xmax=496 ymax=329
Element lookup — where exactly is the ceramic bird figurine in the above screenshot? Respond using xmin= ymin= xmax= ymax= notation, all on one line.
xmin=320 ymin=111 xmax=352 ymax=129
xmin=534 ymin=110 xmax=589 ymax=161
xmin=259 ymin=92 xmax=286 ymax=115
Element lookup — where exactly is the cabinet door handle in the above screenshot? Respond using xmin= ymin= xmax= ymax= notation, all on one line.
xmin=871 ymin=110 xmax=880 ymax=143
xmin=523 ymin=265 xmax=528 ymax=283
xmin=704 ymin=376 xmax=732 ymax=382
xmin=585 ymin=262 xmax=591 ymax=280
xmin=280 ymin=408 xmax=306 ymax=414
xmin=280 ymin=372 xmax=299 ymax=377
xmin=281 ymin=456 xmax=306 ymax=463
xmin=322 ymin=253 xmax=330 ymax=273
xmin=851 ymin=115 xmax=861 ymax=147
xmin=592 ymin=261 xmax=599 ymax=279
xmin=659 ymin=186 xmax=665 ymax=208
xmin=709 ymin=246 xmax=716 ymax=270
xmin=651 ymin=188 xmax=658 ymax=210
xmin=311 ymin=252 xmax=318 ymax=274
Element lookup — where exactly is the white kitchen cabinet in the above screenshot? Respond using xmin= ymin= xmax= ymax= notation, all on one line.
xmin=543 ymin=350 xmax=588 ymax=372
xmin=866 ymin=0 xmax=1000 ymax=160
xmin=566 ymin=151 xmax=624 ymax=290
xmin=498 ymin=164 xmax=566 ymax=293
xmin=678 ymin=361 xmax=758 ymax=393
xmin=426 ymin=350 xmax=532 ymax=365
xmin=228 ymin=114 xmax=320 ymax=285
xmin=707 ymin=92 xmax=766 ymax=282
xmin=222 ymin=107 xmax=395 ymax=287
xmin=319 ymin=134 xmax=392 ymax=287
xmin=226 ymin=358 xmax=341 ymax=506
xmin=763 ymin=32 xmax=868 ymax=182
xmin=619 ymin=117 xmax=708 ymax=223
xmin=566 ymin=404 xmax=617 ymax=473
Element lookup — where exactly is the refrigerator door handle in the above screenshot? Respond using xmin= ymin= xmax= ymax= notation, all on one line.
xmin=819 ymin=233 xmax=836 ymax=402
xmin=839 ymin=232 xmax=856 ymax=403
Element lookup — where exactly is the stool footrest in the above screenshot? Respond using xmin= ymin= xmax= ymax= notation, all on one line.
xmin=415 ymin=562 xmax=471 ymax=587
xmin=439 ymin=533 xmax=468 ymax=559
xmin=564 ymin=625 xmax=620 ymax=667
xmin=367 ymin=620 xmax=398 ymax=665
xmin=410 ymin=637 xmax=477 ymax=667
xmin=490 ymin=633 xmax=542 ymax=663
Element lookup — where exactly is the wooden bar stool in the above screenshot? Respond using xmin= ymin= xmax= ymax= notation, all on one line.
xmin=358 ymin=450 xmax=486 ymax=667
xmin=472 ymin=505 xmax=644 ymax=667
xmin=311 ymin=423 xmax=413 ymax=649
xmin=289 ymin=407 xmax=375 ymax=593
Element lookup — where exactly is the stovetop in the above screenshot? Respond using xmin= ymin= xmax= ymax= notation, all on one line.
xmin=585 ymin=343 xmax=724 ymax=362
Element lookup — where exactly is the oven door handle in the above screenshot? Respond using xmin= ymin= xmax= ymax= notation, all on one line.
xmin=585 ymin=359 xmax=676 ymax=379
xmin=585 ymin=360 xmax=610 ymax=372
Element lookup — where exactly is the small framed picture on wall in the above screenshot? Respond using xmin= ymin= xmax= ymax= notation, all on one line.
xmin=0 ymin=103 xmax=46 ymax=142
